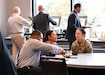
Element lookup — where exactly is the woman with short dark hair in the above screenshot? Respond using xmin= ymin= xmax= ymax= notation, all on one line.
xmin=71 ymin=28 xmax=93 ymax=53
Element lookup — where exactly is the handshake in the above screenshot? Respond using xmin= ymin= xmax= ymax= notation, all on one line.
xmin=60 ymin=50 xmax=72 ymax=57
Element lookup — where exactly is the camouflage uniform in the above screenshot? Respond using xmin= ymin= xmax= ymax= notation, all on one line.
xmin=71 ymin=39 xmax=93 ymax=53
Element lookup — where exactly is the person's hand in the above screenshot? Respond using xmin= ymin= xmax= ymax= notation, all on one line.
xmin=60 ymin=49 xmax=66 ymax=55
xmin=66 ymin=51 xmax=72 ymax=55
xmin=63 ymin=51 xmax=72 ymax=57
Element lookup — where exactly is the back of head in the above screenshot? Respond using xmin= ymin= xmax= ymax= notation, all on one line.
xmin=43 ymin=30 xmax=53 ymax=42
xmin=13 ymin=6 xmax=21 ymax=15
xmin=31 ymin=30 xmax=42 ymax=39
xmin=38 ymin=5 xmax=44 ymax=12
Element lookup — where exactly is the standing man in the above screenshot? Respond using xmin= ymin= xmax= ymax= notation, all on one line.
xmin=33 ymin=5 xmax=57 ymax=37
xmin=8 ymin=6 xmax=31 ymax=64
xmin=66 ymin=3 xmax=82 ymax=50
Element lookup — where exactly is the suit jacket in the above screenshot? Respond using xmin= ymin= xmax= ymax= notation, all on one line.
xmin=66 ymin=11 xmax=81 ymax=41
xmin=33 ymin=12 xmax=57 ymax=36
xmin=0 ymin=31 xmax=17 ymax=75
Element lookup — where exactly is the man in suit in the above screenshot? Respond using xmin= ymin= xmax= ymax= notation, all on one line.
xmin=66 ymin=3 xmax=82 ymax=50
xmin=33 ymin=5 xmax=57 ymax=37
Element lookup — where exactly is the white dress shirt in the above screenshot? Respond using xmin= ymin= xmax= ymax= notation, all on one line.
xmin=8 ymin=14 xmax=31 ymax=34
xmin=42 ymin=41 xmax=63 ymax=55
xmin=17 ymin=38 xmax=61 ymax=68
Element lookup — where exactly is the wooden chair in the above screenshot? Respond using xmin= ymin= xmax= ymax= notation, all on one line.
xmin=40 ymin=57 xmax=69 ymax=75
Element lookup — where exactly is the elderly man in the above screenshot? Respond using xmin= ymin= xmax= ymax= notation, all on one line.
xmin=8 ymin=6 xmax=31 ymax=64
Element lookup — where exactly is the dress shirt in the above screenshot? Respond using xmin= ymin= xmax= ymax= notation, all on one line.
xmin=71 ymin=39 xmax=93 ymax=53
xmin=48 ymin=42 xmax=62 ymax=54
xmin=17 ymin=38 xmax=61 ymax=68
xmin=8 ymin=14 xmax=31 ymax=34
xmin=41 ymin=41 xmax=63 ymax=55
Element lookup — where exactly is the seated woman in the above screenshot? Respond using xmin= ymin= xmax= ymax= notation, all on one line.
xmin=41 ymin=30 xmax=65 ymax=56
xmin=71 ymin=28 xmax=93 ymax=54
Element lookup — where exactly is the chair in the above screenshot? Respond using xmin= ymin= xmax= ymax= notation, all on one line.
xmin=40 ymin=56 xmax=69 ymax=75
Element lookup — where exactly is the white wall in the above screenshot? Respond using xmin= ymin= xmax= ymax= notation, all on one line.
xmin=0 ymin=0 xmax=32 ymax=37
xmin=7 ymin=0 xmax=32 ymax=18
xmin=0 ymin=0 xmax=8 ymax=37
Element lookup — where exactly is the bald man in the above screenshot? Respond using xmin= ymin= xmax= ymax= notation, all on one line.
xmin=8 ymin=6 xmax=31 ymax=65
xmin=33 ymin=5 xmax=57 ymax=37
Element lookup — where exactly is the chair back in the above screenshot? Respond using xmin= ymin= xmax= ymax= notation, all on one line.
xmin=40 ymin=57 xmax=69 ymax=75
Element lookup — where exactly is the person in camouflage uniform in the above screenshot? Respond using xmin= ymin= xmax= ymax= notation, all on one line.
xmin=71 ymin=28 xmax=93 ymax=53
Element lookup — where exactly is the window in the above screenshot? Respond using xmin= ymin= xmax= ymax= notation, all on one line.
xmin=73 ymin=0 xmax=105 ymax=41
xmin=33 ymin=0 xmax=70 ymax=34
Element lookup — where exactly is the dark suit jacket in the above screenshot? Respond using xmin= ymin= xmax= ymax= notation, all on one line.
xmin=66 ymin=11 xmax=81 ymax=41
xmin=0 ymin=32 xmax=17 ymax=75
xmin=33 ymin=12 xmax=57 ymax=36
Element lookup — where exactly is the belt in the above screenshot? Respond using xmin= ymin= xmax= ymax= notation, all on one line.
xmin=12 ymin=32 xmax=23 ymax=34
xmin=17 ymin=66 xmax=33 ymax=75
xmin=17 ymin=66 xmax=33 ymax=70
xmin=24 ymin=66 xmax=33 ymax=69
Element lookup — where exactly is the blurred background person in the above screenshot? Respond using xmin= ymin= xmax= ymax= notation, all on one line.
xmin=42 ymin=30 xmax=65 ymax=56
xmin=66 ymin=3 xmax=82 ymax=50
xmin=33 ymin=5 xmax=57 ymax=37
xmin=8 ymin=6 xmax=31 ymax=64
xmin=71 ymin=28 xmax=93 ymax=54
xmin=0 ymin=31 xmax=17 ymax=75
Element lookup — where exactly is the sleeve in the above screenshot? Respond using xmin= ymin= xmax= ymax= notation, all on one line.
xmin=86 ymin=41 xmax=93 ymax=53
xmin=71 ymin=41 xmax=78 ymax=54
xmin=68 ymin=14 xmax=78 ymax=31
xmin=50 ymin=45 xmax=63 ymax=55
xmin=32 ymin=40 xmax=61 ymax=52
xmin=48 ymin=14 xmax=57 ymax=25
xmin=16 ymin=16 xmax=31 ymax=26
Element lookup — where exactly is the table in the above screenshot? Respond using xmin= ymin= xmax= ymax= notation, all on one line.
xmin=43 ymin=53 xmax=105 ymax=74
xmin=66 ymin=53 xmax=105 ymax=69
xmin=66 ymin=53 xmax=105 ymax=75
xmin=42 ymin=53 xmax=105 ymax=69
